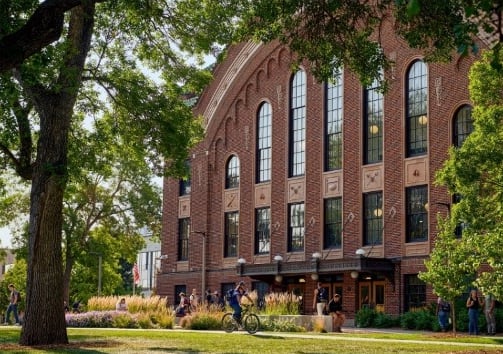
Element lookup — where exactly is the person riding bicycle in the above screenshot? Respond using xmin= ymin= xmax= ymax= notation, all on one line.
xmin=229 ymin=281 xmax=253 ymax=324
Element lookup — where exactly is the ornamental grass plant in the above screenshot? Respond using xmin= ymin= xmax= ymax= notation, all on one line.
xmin=67 ymin=295 xmax=175 ymax=329
xmin=263 ymin=291 xmax=301 ymax=315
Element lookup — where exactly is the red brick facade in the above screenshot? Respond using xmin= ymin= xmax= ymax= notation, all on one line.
xmin=159 ymin=20 xmax=481 ymax=318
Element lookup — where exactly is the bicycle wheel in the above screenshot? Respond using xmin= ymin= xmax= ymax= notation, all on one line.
xmin=244 ymin=313 xmax=260 ymax=334
xmin=222 ymin=313 xmax=237 ymax=333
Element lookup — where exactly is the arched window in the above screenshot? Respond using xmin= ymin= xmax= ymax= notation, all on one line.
xmin=406 ymin=60 xmax=428 ymax=157
xmin=226 ymin=155 xmax=239 ymax=188
xmin=325 ymin=68 xmax=343 ymax=170
xmin=256 ymin=102 xmax=272 ymax=183
xmin=364 ymin=74 xmax=383 ymax=164
xmin=453 ymin=105 xmax=473 ymax=147
xmin=289 ymin=69 xmax=306 ymax=177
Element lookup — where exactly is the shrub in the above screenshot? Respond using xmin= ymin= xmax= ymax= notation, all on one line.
xmin=355 ymin=307 xmax=377 ymax=328
xmin=111 ymin=313 xmax=138 ymax=328
xmin=189 ymin=312 xmax=222 ymax=330
xmin=373 ymin=312 xmax=398 ymax=328
xmin=260 ymin=318 xmax=305 ymax=332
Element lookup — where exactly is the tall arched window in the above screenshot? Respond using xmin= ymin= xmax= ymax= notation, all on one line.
xmin=325 ymin=68 xmax=343 ymax=171
xmin=256 ymin=102 xmax=272 ymax=183
xmin=364 ymin=74 xmax=383 ymax=164
xmin=453 ymin=105 xmax=473 ymax=147
xmin=406 ymin=60 xmax=428 ymax=157
xmin=289 ymin=69 xmax=306 ymax=177
xmin=226 ymin=155 xmax=239 ymax=188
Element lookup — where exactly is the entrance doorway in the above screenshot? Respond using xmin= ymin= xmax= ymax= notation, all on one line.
xmin=359 ymin=281 xmax=385 ymax=312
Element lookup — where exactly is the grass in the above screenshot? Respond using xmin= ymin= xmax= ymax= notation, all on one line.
xmin=0 ymin=327 xmax=502 ymax=353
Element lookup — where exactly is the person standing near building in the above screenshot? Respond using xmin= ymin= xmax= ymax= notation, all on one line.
xmin=328 ymin=293 xmax=345 ymax=332
xmin=484 ymin=293 xmax=496 ymax=335
xmin=312 ymin=282 xmax=328 ymax=316
xmin=4 ymin=284 xmax=20 ymax=325
xmin=189 ymin=288 xmax=199 ymax=312
xmin=436 ymin=297 xmax=451 ymax=332
xmin=466 ymin=289 xmax=482 ymax=335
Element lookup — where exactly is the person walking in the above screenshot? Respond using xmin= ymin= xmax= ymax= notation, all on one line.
xmin=328 ymin=293 xmax=345 ymax=332
xmin=466 ymin=289 xmax=482 ymax=335
xmin=484 ymin=293 xmax=496 ymax=335
xmin=4 ymin=284 xmax=20 ymax=325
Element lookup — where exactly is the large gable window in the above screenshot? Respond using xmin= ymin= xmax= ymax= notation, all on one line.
xmin=406 ymin=60 xmax=428 ymax=157
xmin=289 ymin=70 xmax=306 ymax=177
xmin=226 ymin=155 xmax=240 ymax=189
xmin=257 ymin=102 xmax=272 ymax=183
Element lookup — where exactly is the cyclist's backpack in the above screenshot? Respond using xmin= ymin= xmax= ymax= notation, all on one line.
xmin=16 ymin=291 xmax=21 ymax=303
xmin=225 ymin=289 xmax=235 ymax=304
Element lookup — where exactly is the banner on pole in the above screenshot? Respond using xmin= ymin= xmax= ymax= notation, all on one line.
xmin=133 ymin=263 xmax=140 ymax=285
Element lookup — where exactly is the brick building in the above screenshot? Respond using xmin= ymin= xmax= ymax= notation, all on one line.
xmin=159 ymin=19 xmax=482 ymax=318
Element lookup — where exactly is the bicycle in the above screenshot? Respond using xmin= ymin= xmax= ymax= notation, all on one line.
xmin=221 ymin=303 xmax=260 ymax=334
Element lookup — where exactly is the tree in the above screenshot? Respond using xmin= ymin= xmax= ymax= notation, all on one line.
xmin=172 ymin=0 xmax=503 ymax=86
xmin=435 ymin=49 xmax=503 ymax=301
xmin=419 ymin=217 xmax=476 ymax=334
xmin=1 ymin=1 xmax=206 ymax=345
xmin=2 ymin=0 xmax=503 ymax=346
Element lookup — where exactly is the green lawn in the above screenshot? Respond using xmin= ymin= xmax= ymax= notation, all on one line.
xmin=0 ymin=327 xmax=502 ymax=353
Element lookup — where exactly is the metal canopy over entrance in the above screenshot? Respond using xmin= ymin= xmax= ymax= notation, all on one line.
xmin=237 ymin=257 xmax=396 ymax=284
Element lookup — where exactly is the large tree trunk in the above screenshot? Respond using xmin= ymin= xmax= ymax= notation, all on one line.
xmin=20 ymin=3 xmax=95 ymax=346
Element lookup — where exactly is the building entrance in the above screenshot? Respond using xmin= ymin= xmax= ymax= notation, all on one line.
xmin=359 ymin=281 xmax=385 ymax=312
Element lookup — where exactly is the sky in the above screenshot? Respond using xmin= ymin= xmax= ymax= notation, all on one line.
xmin=0 ymin=226 xmax=12 ymax=248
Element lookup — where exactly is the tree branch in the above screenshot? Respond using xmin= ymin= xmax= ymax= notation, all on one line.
xmin=0 ymin=0 xmax=107 ymax=72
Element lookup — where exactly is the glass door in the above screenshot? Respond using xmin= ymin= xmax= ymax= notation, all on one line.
xmin=359 ymin=281 xmax=385 ymax=312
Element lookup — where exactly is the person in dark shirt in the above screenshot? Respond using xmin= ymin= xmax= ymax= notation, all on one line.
xmin=466 ymin=290 xmax=482 ymax=335
xmin=328 ymin=293 xmax=345 ymax=332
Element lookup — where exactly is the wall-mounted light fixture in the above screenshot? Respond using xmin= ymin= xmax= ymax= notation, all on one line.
xmin=356 ymin=248 xmax=366 ymax=257
xmin=273 ymin=254 xmax=283 ymax=262
xmin=350 ymin=271 xmax=359 ymax=279
xmin=275 ymin=275 xmax=283 ymax=283
xmin=236 ymin=257 xmax=246 ymax=276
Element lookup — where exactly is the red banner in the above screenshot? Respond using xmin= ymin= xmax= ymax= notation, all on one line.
xmin=133 ymin=263 xmax=140 ymax=285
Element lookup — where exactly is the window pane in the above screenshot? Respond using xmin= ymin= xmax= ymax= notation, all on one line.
xmin=179 ymin=160 xmax=191 ymax=196
xmin=364 ymin=192 xmax=383 ymax=245
xmin=406 ymin=186 xmax=428 ymax=242
xmin=257 ymin=102 xmax=272 ymax=182
xmin=288 ymin=203 xmax=305 ymax=252
xmin=226 ymin=155 xmax=240 ymax=188
xmin=177 ymin=218 xmax=190 ymax=261
xmin=404 ymin=275 xmax=426 ymax=311
xmin=324 ymin=198 xmax=342 ymax=248
xmin=406 ymin=61 xmax=428 ymax=157
xmin=453 ymin=105 xmax=473 ymax=147
xmin=325 ymin=69 xmax=343 ymax=170
xmin=255 ymin=207 xmax=270 ymax=254
xmin=364 ymin=76 xmax=383 ymax=164
xmin=224 ymin=212 xmax=239 ymax=257
xmin=289 ymin=70 xmax=306 ymax=177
